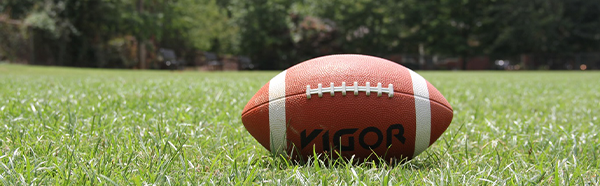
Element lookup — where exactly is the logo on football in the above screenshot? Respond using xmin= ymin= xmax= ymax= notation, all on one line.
xmin=241 ymin=54 xmax=453 ymax=161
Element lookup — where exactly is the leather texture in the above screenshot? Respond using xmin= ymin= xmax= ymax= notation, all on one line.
xmin=242 ymin=54 xmax=453 ymax=161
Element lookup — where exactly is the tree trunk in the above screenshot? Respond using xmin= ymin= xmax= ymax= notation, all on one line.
xmin=461 ymin=54 xmax=468 ymax=70
xmin=137 ymin=0 xmax=147 ymax=69
xmin=418 ymin=43 xmax=425 ymax=70
xmin=57 ymin=36 xmax=67 ymax=66
xmin=28 ymin=28 xmax=35 ymax=64
xmin=138 ymin=41 xmax=146 ymax=69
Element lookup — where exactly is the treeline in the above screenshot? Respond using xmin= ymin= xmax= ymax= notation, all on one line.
xmin=1 ymin=0 xmax=599 ymax=70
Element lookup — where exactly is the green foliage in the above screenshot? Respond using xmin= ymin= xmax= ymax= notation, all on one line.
xmin=232 ymin=0 xmax=295 ymax=69
xmin=1 ymin=0 xmax=600 ymax=69
xmin=1 ymin=64 xmax=599 ymax=184
xmin=117 ymin=0 xmax=164 ymax=40
xmin=23 ymin=0 xmax=77 ymax=39
xmin=398 ymin=0 xmax=496 ymax=59
xmin=1 ymin=0 xmax=36 ymax=18
xmin=317 ymin=0 xmax=405 ymax=54
xmin=170 ymin=0 xmax=238 ymax=52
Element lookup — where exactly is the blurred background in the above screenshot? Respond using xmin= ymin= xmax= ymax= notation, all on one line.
xmin=0 ymin=0 xmax=599 ymax=70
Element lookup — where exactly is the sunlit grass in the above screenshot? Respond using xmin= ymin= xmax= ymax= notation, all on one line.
xmin=0 ymin=63 xmax=599 ymax=185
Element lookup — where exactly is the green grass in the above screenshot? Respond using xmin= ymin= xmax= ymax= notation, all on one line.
xmin=0 ymin=63 xmax=599 ymax=185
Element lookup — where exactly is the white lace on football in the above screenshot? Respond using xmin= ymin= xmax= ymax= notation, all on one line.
xmin=306 ymin=82 xmax=394 ymax=99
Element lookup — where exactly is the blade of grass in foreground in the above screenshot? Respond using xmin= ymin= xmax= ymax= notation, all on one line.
xmin=0 ymin=64 xmax=598 ymax=185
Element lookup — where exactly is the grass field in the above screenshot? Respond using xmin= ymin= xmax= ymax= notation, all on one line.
xmin=0 ymin=63 xmax=599 ymax=185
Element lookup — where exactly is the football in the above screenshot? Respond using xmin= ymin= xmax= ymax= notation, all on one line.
xmin=241 ymin=54 xmax=453 ymax=161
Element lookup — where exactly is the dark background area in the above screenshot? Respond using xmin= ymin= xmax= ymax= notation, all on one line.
xmin=1 ymin=0 xmax=599 ymax=70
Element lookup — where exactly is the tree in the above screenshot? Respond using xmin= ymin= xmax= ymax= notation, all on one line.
xmin=400 ymin=0 xmax=500 ymax=70
xmin=169 ymin=0 xmax=237 ymax=53
xmin=2 ymin=0 xmax=600 ymax=69
xmin=232 ymin=0 xmax=295 ymax=69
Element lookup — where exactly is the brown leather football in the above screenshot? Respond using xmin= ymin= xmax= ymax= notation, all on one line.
xmin=242 ymin=54 xmax=453 ymax=161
